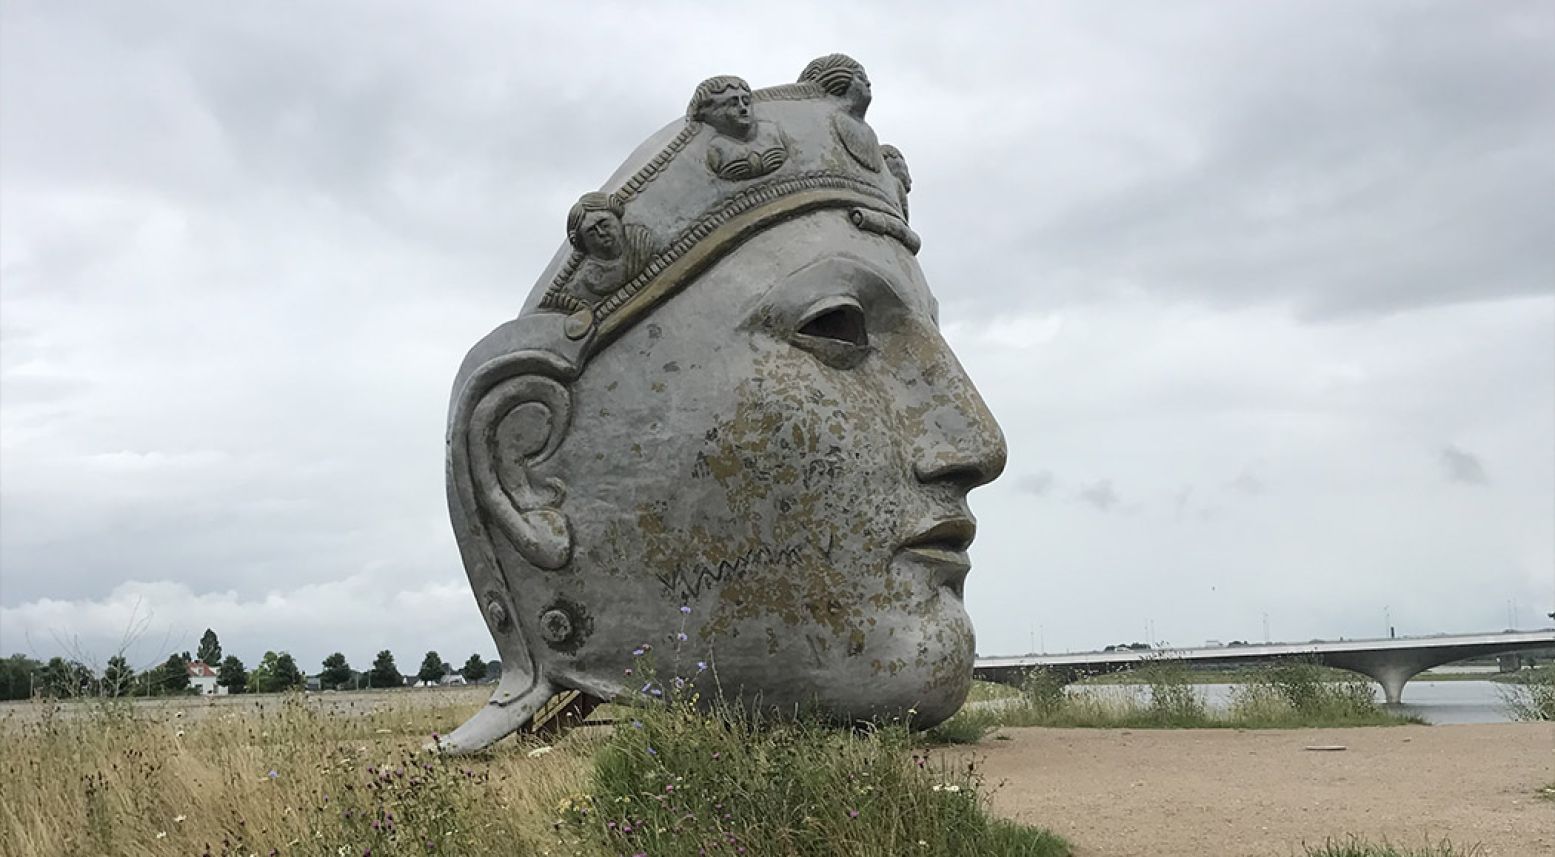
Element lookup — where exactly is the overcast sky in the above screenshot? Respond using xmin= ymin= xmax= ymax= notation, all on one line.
xmin=3 ymin=1 xmax=1552 ymax=674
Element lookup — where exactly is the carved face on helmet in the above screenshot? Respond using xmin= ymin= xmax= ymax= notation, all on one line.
xmin=439 ymin=56 xmax=1005 ymax=753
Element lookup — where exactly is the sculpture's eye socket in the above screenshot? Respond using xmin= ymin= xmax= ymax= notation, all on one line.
xmin=792 ymin=299 xmax=870 ymax=369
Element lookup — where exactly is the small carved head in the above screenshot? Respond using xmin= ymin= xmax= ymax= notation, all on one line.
xmin=880 ymin=144 xmax=912 ymax=193
xmin=566 ymin=192 xmax=626 ymax=260
xmin=800 ymin=53 xmax=872 ymax=117
xmin=688 ymin=75 xmax=755 ymax=140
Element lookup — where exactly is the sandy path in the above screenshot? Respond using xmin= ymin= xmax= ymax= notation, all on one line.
xmin=959 ymin=723 xmax=1553 ymax=857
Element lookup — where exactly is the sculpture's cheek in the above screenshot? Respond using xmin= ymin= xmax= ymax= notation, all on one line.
xmin=613 ymin=347 xmax=972 ymax=720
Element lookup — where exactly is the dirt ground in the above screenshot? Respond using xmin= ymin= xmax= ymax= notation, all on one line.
xmin=962 ymin=723 xmax=1553 ymax=857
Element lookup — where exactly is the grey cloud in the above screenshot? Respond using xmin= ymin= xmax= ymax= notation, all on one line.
xmin=2 ymin=2 xmax=1551 ymax=662
xmin=1173 ymin=486 xmax=1194 ymax=520
xmin=1440 ymin=445 xmax=1490 ymax=485
xmin=1075 ymin=479 xmax=1120 ymax=512
xmin=919 ymin=1 xmax=1555 ymax=322
xmin=1227 ymin=470 xmax=1265 ymax=497
xmin=1018 ymin=470 xmax=1055 ymax=497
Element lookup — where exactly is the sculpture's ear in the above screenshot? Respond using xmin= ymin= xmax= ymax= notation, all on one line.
xmin=461 ymin=368 xmax=574 ymax=571
xmin=440 ymin=345 xmax=579 ymax=755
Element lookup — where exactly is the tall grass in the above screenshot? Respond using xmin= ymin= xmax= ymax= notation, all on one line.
xmin=0 ymin=684 xmax=1070 ymax=856
xmin=1497 ymin=667 xmax=1554 ymax=721
xmin=1300 ymin=836 xmax=1483 ymax=856
xmin=0 ymin=690 xmax=584 ymax=856
xmin=1228 ymin=662 xmax=1396 ymax=727
xmin=933 ymin=661 xmax=1420 ymax=741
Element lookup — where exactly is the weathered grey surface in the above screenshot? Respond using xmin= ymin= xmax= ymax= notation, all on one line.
xmin=441 ymin=54 xmax=1007 ymax=753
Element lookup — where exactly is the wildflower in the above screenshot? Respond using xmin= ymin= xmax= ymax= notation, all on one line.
xmin=847 ymin=809 xmax=859 ymax=818
xmin=268 ymin=769 xmax=279 ymax=779
xmin=526 ymin=746 xmax=555 ymax=758
xmin=631 ymin=720 xmax=643 ymax=729
xmin=624 ymin=667 xmax=634 ymax=676
xmin=174 ymin=815 xmax=187 ymax=824
xmin=155 ymin=832 xmax=167 ymax=840
xmin=646 ymin=747 xmax=657 ymax=756
xmin=175 ymin=728 xmax=185 ymax=737
xmin=632 ymin=648 xmax=645 ymax=657
xmin=375 ymin=728 xmax=391 ymax=734
xmin=696 ymin=660 xmax=708 ymax=672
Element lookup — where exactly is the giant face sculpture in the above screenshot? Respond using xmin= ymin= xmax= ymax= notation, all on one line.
xmin=441 ymin=55 xmax=1006 ymax=753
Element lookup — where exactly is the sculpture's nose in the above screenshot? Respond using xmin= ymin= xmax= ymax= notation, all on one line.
xmin=907 ymin=334 xmax=1008 ymax=491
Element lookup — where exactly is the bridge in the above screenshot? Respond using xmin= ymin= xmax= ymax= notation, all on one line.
xmin=973 ymin=629 xmax=1555 ymax=704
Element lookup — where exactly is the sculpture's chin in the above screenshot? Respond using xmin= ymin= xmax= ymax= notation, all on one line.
xmin=697 ymin=600 xmax=975 ymax=729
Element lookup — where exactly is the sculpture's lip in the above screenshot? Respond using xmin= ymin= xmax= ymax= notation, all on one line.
xmin=899 ymin=518 xmax=976 ymax=598
xmin=901 ymin=518 xmax=976 ymax=552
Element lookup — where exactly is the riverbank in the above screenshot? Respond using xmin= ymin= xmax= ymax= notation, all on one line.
xmin=966 ymin=722 xmax=1554 ymax=857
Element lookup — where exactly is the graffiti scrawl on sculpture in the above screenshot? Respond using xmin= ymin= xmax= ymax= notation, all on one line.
xmin=440 ymin=54 xmax=1008 ymax=753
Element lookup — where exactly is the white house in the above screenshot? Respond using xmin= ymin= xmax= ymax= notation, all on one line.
xmin=186 ymin=660 xmax=226 ymax=695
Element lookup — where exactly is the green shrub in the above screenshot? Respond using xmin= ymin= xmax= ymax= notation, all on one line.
xmin=1138 ymin=661 xmax=1209 ymax=725
xmin=1228 ymin=660 xmax=1394 ymax=727
xmin=1498 ymin=668 xmax=1555 ymax=721
xmin=572 ymin=686 xmax=1069 ymax=856
xmin=1018 ymin=667 xmax=1068 ymax=715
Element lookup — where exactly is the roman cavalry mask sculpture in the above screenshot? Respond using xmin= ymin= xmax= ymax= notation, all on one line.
xmin=441 ymin=54 xmax=1006 ymax=753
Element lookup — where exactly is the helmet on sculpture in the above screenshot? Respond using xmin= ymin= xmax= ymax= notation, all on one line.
xmin=440 ymin=55 xmax=1006 ymax=753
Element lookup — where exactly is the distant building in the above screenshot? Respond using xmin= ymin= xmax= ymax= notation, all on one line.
xmin=186 ymin=660 xmax=226 ymax=695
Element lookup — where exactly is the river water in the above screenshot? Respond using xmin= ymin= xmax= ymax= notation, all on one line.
xmin=1076 ymin=680 xmax=1516 ymax=724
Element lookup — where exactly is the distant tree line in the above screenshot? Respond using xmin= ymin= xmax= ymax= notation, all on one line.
xmin=0 ymin=627 xmax=499 ymax=701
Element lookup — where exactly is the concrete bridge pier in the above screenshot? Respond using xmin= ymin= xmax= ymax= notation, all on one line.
xmin=1321 ymin=651 xmax=1439 ymax=704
